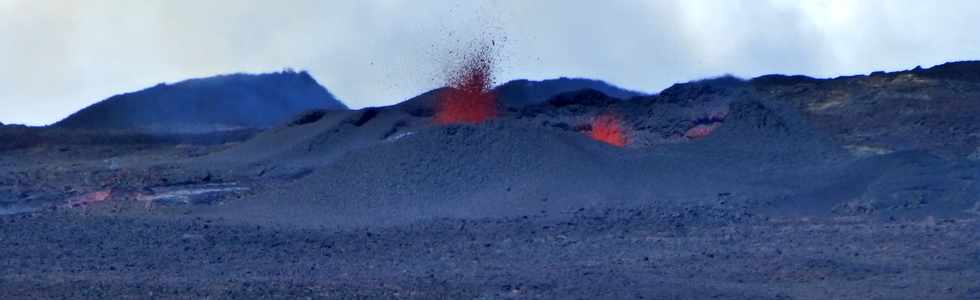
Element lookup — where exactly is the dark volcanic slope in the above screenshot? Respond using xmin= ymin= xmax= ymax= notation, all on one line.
xmin=188 ymin=62 xmax=980 ymax=228
xmin=749 ymin=61 xmax=980 ymax=158
xmin=198 ymin=94 xmax=976 ymax=229
xmin=54 ymin=70 xmax=346 ymax=133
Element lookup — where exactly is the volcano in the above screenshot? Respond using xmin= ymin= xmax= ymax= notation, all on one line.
xmin=3 ymin=61 xmax=980 ymax=299
xmin=53 ymin=70 xmax=346 ymax=133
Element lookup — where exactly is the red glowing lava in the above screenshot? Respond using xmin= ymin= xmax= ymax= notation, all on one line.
xmin=590 ymin=114 xmax=628 ymax=147
xmin=435 ymin=45 xmax=498 ymax=124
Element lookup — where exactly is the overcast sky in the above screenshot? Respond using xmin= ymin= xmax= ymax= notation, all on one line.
xmin=2 ymin=0 xmax=980 ymax=125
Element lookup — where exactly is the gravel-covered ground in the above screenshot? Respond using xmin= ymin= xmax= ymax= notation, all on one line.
xmin=2 ymin=205 xmax=978 ymax=299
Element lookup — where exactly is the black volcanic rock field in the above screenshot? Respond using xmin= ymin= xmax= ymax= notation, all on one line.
xmin=2 ymin=63 xmax=980 ymax=299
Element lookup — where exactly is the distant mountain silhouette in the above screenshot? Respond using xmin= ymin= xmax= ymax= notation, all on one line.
xmin=54 ymin=70 xmax=346 ymax=133
xmin=493 ymin=78 xmax=646 ymax=107
xmin=394 ymin=77 xmax=645 ymax=117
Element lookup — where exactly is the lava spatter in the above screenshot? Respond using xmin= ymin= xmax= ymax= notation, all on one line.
xmin=590 ymin=113 xmax=628 ymax=147
xmin=435 ymin=44 xmax=498 ymax=124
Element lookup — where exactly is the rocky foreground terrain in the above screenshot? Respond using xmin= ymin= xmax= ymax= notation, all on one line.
xmin=2 ymin=62 xmax=980 ymax=299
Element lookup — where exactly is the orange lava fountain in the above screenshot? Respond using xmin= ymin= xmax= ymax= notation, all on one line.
xmin=435 ymin=45 xmax=498 ymax=124
xmin=590 ymin=114 xmax=628 ymax=147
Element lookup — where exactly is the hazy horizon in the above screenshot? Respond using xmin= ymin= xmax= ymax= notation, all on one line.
xmin=3 ymin=0 xmax=980 ymax=125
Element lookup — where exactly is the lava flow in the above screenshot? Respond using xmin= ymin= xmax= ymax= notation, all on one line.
xmin=435 ymin=45 xmax=498 ymax=124
xmin=590 ymin=114 xmax=628 ymax=147
xmin=686 ymin=123 xmax=722 ymax=139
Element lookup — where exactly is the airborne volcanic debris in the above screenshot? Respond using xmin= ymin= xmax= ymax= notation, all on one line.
xmin=435 ymin=44 xmax=499 ymax=124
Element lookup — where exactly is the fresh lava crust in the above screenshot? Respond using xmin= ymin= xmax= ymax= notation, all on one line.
xmin=65 ymin=190 xmax=112 ymax=208
xmin=590 ymin=114 xmax=628 ymax=147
